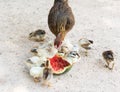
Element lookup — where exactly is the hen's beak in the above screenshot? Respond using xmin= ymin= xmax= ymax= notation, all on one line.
xmin=54 ymin=45 xmax=58 ymax=49
xmin=54 ymin=40 xmax=61 ymax=49
xmin=54 ymin=41 xmax=62 ymax=49
xmin=54 ymin=32 xmax=64 ymax=49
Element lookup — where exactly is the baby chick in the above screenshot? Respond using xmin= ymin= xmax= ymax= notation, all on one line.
xmin=64 ymin=51 xmax=80 ymax=65
xmin=42 ymin=60 xmax=53 ymax=87
xmin=78 ymin=38 xmax=93 ymax=56
xmin=29 ymin=29 xmax=46 ymax=42
xmin=30 ymin=67 xmax=44 ymax=82
xmin=58 ymin=45 xmax=69 ymax=57
xmin=26 ymin=56 xmax=46 ymax=69
xmin=57 ymin=39 xmax=73 ymax=57
xmin=31 ymin=41 xmax=57 ymax=58
xmin=59 ymin=46 xmax=69 ymax=54
xmin=102 ymin=50 xmax=114 ymax=70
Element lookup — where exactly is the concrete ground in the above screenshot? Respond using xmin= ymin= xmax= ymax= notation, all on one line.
xmin=0 ymin=0 xmax=120 ymax=92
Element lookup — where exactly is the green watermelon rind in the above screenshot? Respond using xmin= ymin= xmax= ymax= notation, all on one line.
xmin=53 ymin=65 xmax=72 ymax=75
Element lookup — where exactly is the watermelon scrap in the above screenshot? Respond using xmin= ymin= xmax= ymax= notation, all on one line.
xmin=49 ymin=55 xmax=72 ymax=74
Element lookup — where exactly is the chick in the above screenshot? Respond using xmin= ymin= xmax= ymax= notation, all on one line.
xmin=64 ymin=51 xmax=80 ymax=65
xmin=31 ymin=41 xmax=57 ymax=58
xmin=102 ymin=50 xmax=114 ymax=70
xmin=78 ymin=38 xmax=93 ymax=56
xmin=26 ymin=56 xmax=46 ymax=69
xmin=58 ymin=45 xmax=69 ymax=57
xmin=42 ymin=60 xmax=53 ymax=87
xmin=30 ymin=67 xmax=44 ymax=82
xmin=57 ymin=40 xmax=73 ymax=56
xmin=29 ymin=29 xmax=46 ymax=42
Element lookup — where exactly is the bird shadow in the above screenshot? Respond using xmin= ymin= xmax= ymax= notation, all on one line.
xmin=95 ymin=59 xmax=106 ymax=69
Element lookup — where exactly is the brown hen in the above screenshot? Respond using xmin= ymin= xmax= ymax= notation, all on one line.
xmin=48 ymin=0 xmax=75 ymax=48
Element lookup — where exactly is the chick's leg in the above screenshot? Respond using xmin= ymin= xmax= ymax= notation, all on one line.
xmin=85 ymin=50 xmax=88 ymax=56
xmin=34 ymin=77 xmax=40 ymax=82
xmin=42 ymin=80 xmax=52 ymax=87
xmin=105 ymin=60 xmax=109 ymax=68
xmin=108 ymin=63 xmax=114 ymax=70
xmin=112 ymin=63 xmax=115 ymax=70
xmin=47 ymin=82 xmax=52 ymax=87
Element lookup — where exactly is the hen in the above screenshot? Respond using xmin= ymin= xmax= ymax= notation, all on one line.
xmin=48 ymin=0 xmax=75 ymax=48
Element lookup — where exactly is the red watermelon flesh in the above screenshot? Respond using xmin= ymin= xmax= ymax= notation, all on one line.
xmin=49 ymin=55 xmax=71 ymax=74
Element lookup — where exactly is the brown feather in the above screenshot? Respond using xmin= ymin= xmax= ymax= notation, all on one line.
xmin=48 ymin=0 xmax=75 ymax=47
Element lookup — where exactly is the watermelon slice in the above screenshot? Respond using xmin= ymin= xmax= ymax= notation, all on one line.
xmin=49 ymin=55 xmax=72 ymax=75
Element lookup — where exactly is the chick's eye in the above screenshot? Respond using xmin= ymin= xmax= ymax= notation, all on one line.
xmin=73 ymin=53 xmax=76 ymax=55
xmin=40 ymin=31 xmax=45 ymax=34
xmin=41 ymin=32 xmax=44 ymax=34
